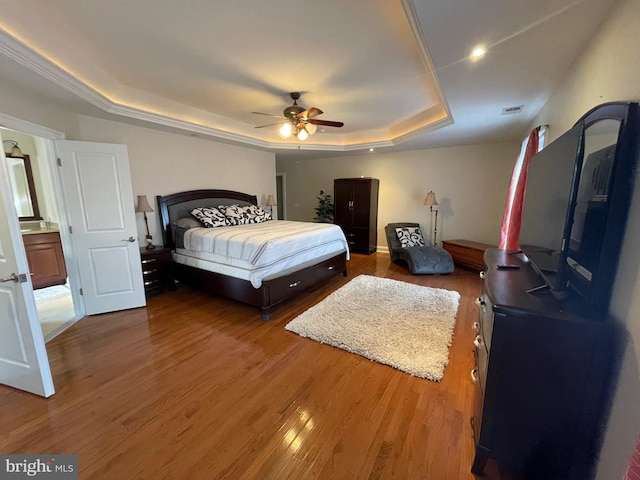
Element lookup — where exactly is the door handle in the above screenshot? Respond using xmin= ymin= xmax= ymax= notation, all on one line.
xmin=0 ymin=273 xmax=27 ymax=283
xmin=122 ymin=237 xmax=136 ymax=242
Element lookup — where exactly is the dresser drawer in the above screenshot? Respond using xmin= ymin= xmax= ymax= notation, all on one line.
xmin=474 ymin=333 xmax=489 ymax=391
xmin=477 ymin=294 xmax=494 ymax=351
xmin=140 ymin=248 xmax=173 ymax=296
xmin=314 ymin=254 xmax=346 ymax=283
xmin=267 ymin=267 xmax=316 ymax=305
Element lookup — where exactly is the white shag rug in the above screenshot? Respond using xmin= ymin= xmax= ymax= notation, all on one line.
xmin=285 ymin=274 xmax=460 ymax=381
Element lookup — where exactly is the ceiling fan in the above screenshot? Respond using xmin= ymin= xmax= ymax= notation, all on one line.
xmin=252 ymin=92 xmax=344 ymax=141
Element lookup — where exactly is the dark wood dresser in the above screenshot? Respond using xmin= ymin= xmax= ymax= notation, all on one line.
xmin=333 ymin=178 xmax=379 ymax=254
xmin=140 ymin=247 xmax=175 ymax=297
xmin=472 ymin=248 xmax=615 ymax=479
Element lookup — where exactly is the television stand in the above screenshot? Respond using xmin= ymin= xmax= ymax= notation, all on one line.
xmin=471 ymin=248 xmax=614 ymax=479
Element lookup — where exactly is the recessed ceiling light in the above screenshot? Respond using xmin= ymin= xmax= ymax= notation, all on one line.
xmin=369 ymin=148 xmax=374 ymax=152
xmin=470 ymin=46 xmax=487 ymax=60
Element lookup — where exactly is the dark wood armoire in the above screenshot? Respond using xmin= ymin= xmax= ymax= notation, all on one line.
xmin=333 ymin=178 xmax=379 ymax=254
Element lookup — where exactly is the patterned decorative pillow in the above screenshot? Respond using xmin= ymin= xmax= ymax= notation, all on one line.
xmin=245 ymin=204 xmax=273 ymax=223
xmin=190 ymin=207 xmax=229 ymax=228
xmin=220 ymin=204 xmax=273 ymax=225
xmin=396 ymin=226 xmax=426 ymax=247
xmin=219 ymin=204 xmax=251 ymax=225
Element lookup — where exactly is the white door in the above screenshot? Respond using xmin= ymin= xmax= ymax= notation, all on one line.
xmin=0 ymin=149 xmax=54 ymax=397
xmin=56 ymin=141 xmax=145 ymax=315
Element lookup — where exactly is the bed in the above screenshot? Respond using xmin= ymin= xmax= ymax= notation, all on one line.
xmin=157 ymin=189 xmax=349 ymax=320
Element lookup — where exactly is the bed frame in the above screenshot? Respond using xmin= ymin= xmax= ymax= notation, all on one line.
xmin=157 ymin=189 xmax=347 ymax=320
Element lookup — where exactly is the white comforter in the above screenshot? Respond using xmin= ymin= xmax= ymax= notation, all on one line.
xmin=180 ymin=220 xmax=349 ymax=287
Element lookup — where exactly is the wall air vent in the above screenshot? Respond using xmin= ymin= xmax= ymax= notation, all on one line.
xmin=502 ymin=105 xmax=524 ymax=115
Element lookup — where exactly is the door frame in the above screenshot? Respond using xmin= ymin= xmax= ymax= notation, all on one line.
xmin=0 ymin=112 xmax=85 ymax=319
xmin=276 ymin=171 xmax=286 ymax=220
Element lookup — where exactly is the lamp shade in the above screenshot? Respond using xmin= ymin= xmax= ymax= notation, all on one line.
xmin=135 ymin=195 xmax=154 ymax=213
xmin=305 ymin=123 xmax=317 ymax=135
xmin=266 ymin=194 xmax=277 ymax=206
xmin=279 ymin=123 xmax=292 ymax=138
xmin=424 ymin=191 xmax=439 ymax=207
xmin=297 ymin=128 xmax=308 ymax=141
xmin=3 ymin=140 xmax=23 ymax=156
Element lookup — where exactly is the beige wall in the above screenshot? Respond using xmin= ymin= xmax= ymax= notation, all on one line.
xmin=76 ymin=116 xmax=276 ymax=245
xmin=529 ymin=0 xmax=640 ymax=477
xmin=0 ymin=76 xmax=81 ymax=138
xmin=277 ymin=143 xmax=519 ymax=248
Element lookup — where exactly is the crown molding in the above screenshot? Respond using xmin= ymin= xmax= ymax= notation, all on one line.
xmin=0 ymin=29 xmax=113 ymax=110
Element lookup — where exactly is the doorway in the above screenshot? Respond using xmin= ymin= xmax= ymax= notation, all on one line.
xmin=2 ymin=127 xmax=81 ymax=341
xmin=276 ymin=172 xmax=286 ymax=220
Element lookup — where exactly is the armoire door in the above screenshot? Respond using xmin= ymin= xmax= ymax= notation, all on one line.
xmin=333 ymin=181 xmax=353 ymax=226
xmin=351 ymin=181 xmax=372 ymax=227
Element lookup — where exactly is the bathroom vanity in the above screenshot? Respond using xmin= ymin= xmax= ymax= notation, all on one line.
xmin=22 ymin=230 xmax=67 ymax=289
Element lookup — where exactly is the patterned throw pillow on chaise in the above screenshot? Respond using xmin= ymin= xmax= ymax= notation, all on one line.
xmin=190 ymin=207 xmax=229 ymax=228
xmin=395 ymin=226 xmax=426 ymax=247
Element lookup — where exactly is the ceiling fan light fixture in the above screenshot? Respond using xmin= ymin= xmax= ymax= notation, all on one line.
xmin=252 ymin=92 xmax=343 ymax=141
xmin=279 ymin=123 xmax=292 ymax=138
xmin=305 ymin=123 xmax=317 ymax=135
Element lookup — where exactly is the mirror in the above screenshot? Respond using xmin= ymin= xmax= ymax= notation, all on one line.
xmin=567 ymin=118 xmax=621 ymax=275
xmin=5 ymin=154 xmax=41 ymax=221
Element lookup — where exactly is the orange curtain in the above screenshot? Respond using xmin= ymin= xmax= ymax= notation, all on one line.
xmin=499 ymin=127 xmax=541 ymax=251
xmin=624 ymin=431 xmax=640 ymax=480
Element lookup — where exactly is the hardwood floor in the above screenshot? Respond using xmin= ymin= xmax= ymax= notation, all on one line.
xmin=0 ymin=253 xmax=515 ymax=479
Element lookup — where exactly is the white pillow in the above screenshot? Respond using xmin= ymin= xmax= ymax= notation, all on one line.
xmin=190 ymin=207 xmax=229 ymax=228
xmin=396 ymin=226 xmax=426 ymax=247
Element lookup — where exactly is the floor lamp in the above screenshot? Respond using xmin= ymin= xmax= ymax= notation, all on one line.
xmin=424 ymin=191 xmax=439 ymax=246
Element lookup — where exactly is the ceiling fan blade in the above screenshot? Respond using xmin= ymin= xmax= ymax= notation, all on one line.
xmin=252 ymin=111 xmax=287 ymax=119
xmin=297 ymin=107 xmax=324 ymax=119
xmin=254 ymin=122 xmax=286 ymax=128
xmin=309 ymin=119 xmax=344 ymax=128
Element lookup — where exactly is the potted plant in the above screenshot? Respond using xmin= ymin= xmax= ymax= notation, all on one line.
xmin=314 ymin=189 xmax=334 ymax=223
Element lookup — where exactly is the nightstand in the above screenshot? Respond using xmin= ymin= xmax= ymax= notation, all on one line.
xmin=140 ymin=247 xmax=175 ymax=297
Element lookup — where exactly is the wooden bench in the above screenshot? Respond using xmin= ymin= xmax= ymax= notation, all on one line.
xmin=441 ymin=239 xmax=495 ymax=272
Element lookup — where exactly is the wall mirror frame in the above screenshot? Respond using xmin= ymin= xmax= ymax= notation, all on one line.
xmin=5 ymin=153 xmax=42 ymax=221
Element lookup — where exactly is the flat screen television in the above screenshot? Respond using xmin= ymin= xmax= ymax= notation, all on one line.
xmin=518 ymin=101 xmax=639 ymax=314
xmin=518 ymin=123 xmax=583 ymax=293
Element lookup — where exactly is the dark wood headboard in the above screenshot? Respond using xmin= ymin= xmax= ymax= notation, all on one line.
xmin=156 ymin=189 xmax=258 ymax=248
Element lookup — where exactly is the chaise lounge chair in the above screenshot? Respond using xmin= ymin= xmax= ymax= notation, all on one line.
xmin=385 ymin=222 xmax=454 ymax=275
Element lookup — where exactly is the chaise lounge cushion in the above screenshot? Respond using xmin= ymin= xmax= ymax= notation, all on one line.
xmin=385 ymin=223 xmax=454 ymax=275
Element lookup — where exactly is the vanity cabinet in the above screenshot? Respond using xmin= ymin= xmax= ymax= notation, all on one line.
xmin=23 ymin=231 xmax=67 ymax=289
xmin=471 ymin=248 xmax=614 ymax=479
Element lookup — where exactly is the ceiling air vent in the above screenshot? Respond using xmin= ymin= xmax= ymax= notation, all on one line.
xmin=502 ymin=105 xmax=524 ymax=115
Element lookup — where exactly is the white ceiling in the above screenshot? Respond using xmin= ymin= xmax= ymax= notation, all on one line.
xmin=0 ymin=0 xmax=618 ymax=158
